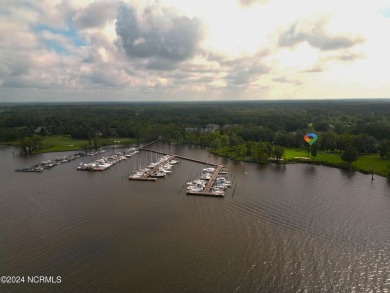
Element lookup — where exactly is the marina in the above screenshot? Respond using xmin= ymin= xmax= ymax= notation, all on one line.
xmin=15 ymin=152 xmax=84 ymax=172
xmin=77 ymin=148 xmax=138 ymax=171
xmin=14 ymin=139 xmax=160 ymax=173
xmin=186 ymin=165 xmax=231 ymax=197
xmin=14 ymin=139 xmax=231 ymax=197
xmin=129 ymin=154 xmax=179 ymax=181
xmin=139 ymin=148 xmax=230 ymax=197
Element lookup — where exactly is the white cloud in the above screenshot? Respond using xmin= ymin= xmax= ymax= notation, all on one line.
xmin=0 ymin=0 xmax=390 ymax=102
xmin=115 ymin=2 xmax=204 ymax=66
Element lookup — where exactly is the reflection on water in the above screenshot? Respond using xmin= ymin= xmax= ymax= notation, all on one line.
xmin=0 ymin=143 xmax=390 ymax=292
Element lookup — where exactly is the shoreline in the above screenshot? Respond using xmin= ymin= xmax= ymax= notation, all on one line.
xmin=5 ymin=140 xmax=389 ymax=179
xmin=208 ymin=148 xmax=389 ymax=179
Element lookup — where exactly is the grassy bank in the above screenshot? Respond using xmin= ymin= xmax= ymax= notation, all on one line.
xmin=38 ymin=135 xmax=137 ymax=153
xmin=283 ymin=148 xmax=390 ymax=178
xmin=39 ymin=136 xmax=88 ymax=152
xmin=2 ymin=135 xmax=138 ymax=153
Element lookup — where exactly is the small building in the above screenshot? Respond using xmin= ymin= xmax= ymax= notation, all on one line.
xmin=185 ymin=127 xmax=198 ymax=132
xmin=34 ymin=126 xmax=49 ymax=135
xmin=204 ymin=124 xmax=219 ymax=132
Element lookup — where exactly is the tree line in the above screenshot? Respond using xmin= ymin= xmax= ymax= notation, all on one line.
xmin=1 ymin=101 xmax=390 ymax=160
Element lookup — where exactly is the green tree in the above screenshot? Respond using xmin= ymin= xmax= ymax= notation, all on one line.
xmin=378 ymin=140 xmax=390 ymax=159
xmin=16 ymin=135 xmax=43 ymax=154
xmin=341 ymin=146 xmax=358 ymax=165
xmin=273 ymin=146 xmax=284 ymax=161
xmin=253 ymin=142 xmax=269 ymax=163
xmin=93 ymin=137 xmax=100 ymax=151
xmin=311 ymin=145 xmax=318 ymax=160
xmin=265 ymin=142 xmax=273 ymax=157
xmin=320 ymin=131 xmax=336 ymax=152
xmin=234 ymin=144 xmax=247 ymax=160
xmin=81 ymin=143 xmax=89 ymax=154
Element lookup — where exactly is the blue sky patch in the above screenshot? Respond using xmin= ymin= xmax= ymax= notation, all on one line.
xmin=42 ymin=39 xmax=67 ymax=54
xmin=34 ymin=19 xmax=86 ymax=54
xmin=379 ymin=7 xmax=390 ymax=18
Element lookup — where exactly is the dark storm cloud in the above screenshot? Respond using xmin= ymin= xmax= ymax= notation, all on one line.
xmin=279 ymin=19 xmax=364 ymax=51
xmin=115 ymin=4 xmax=203 ymax=66
xmin=145 ymin=58 xmax=177 ymax=71
xmin=74 ymin=1 xmax=117 ymax=29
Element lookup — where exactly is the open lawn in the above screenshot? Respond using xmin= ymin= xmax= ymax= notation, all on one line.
xmin=38 ymin=135 xmax=137 ymax=153
xmin=283 ymin=147 xmax=390 ymax=177
xmin=39 ymin=136 xmax=88 ymax=152
xmin=354 ymin=154 xmax=390 ymax=177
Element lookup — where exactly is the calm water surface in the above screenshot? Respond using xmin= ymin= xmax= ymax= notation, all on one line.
xmin=1 ymin=143 xmax=390 ymax=292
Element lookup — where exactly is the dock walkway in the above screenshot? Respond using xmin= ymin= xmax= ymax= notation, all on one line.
xmin=136 ymin=147 xmax=228 ymax=198
xmin=129 ymin=155 xmax=175 ymax=181
xmin=138 ymin=139 xmax=160 ymax=150
xmin=186 ymin=165 xmax=224 ymax=197
xmin=140 ymin=148 xmax=218 ymax=166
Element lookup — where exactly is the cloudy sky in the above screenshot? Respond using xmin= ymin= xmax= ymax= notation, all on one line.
xmin=1 ymin=0 xmax=390 ymax=102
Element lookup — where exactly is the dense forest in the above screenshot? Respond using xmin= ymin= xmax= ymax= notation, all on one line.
xmin=1 ymin=101 xmax=390 ymax=164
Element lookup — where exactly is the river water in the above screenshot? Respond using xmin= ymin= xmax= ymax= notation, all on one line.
xmin=0 ymin=142 xmax=390 ymax=292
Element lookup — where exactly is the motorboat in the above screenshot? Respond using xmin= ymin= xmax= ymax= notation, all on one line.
xmin=159 ymin=167 xmax=172 ymax=174
xmin=200 ymin=173 xmax=211 ymax=180
xmin=187 ymin=186 xmax=204 ymax=192
xmin=151 ymin=171 xmax=166 ymax=178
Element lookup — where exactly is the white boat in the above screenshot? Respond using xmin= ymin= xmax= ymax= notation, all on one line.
xmin=219 ymin=169 xmax=228 ymax=174
xmin=187 ymin=186 xmax=203 ymax=192
xmin=215 ymin=178 xmax=231 ymax=186
xmin=129 ymin=174 xmax=142 ymax=179
xmin=133 ymin=171 xmax=145 ymax=176
xmin=213 ymin=184 xmax=227 ymax=190
xmin=200 ymin=174 xmax=211 ymax=180
xmin=193 ymin=180 xmax=206 ymax=186
xmin=159 ymin=167 xmax=172 ymax=174
xmin=211 ymin=190 xmax=224 ymax=196
xmin=151 ymin=171 xmax=166 ymax=178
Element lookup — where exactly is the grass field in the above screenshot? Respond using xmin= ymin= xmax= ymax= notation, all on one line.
xmin=284 ymin=147 xmax=390 ymax=177
xmin=37 ymin=135 xmax=137 ymax=153
xmin=39 ymin=136 xmax=88 ymax=152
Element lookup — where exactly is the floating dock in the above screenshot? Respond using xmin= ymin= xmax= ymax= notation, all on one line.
xmin=134 ymin=147 xmax=230 ymax=197
xmin=15 ymin=167 xmax=43 ymax=173
xmin=186 ymin=165 xmax=225 ymax=197
xmin=141 ymin=148 xmax=228 ymax=197
xmin=129 ymin=155 xmax=176 ymax=181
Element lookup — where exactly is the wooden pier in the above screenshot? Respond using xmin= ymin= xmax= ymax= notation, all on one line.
xmin=186 ymin=165 xmax=224 ymax=197
xmin=141 ymin=148 xmax=218 ymax=166
xmin=129 ymin=155 xmax=175 ymax=181
xmin=138 ymin=139 xmax=161 ymax=150
xmin=136 ymin=147 xmax=229 ymax=198
xmin=203 ymin=165 xmax=223 ymax=193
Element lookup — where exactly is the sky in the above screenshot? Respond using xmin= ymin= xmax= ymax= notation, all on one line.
xmin=1 ymin=0 xmax=390 ymax=102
